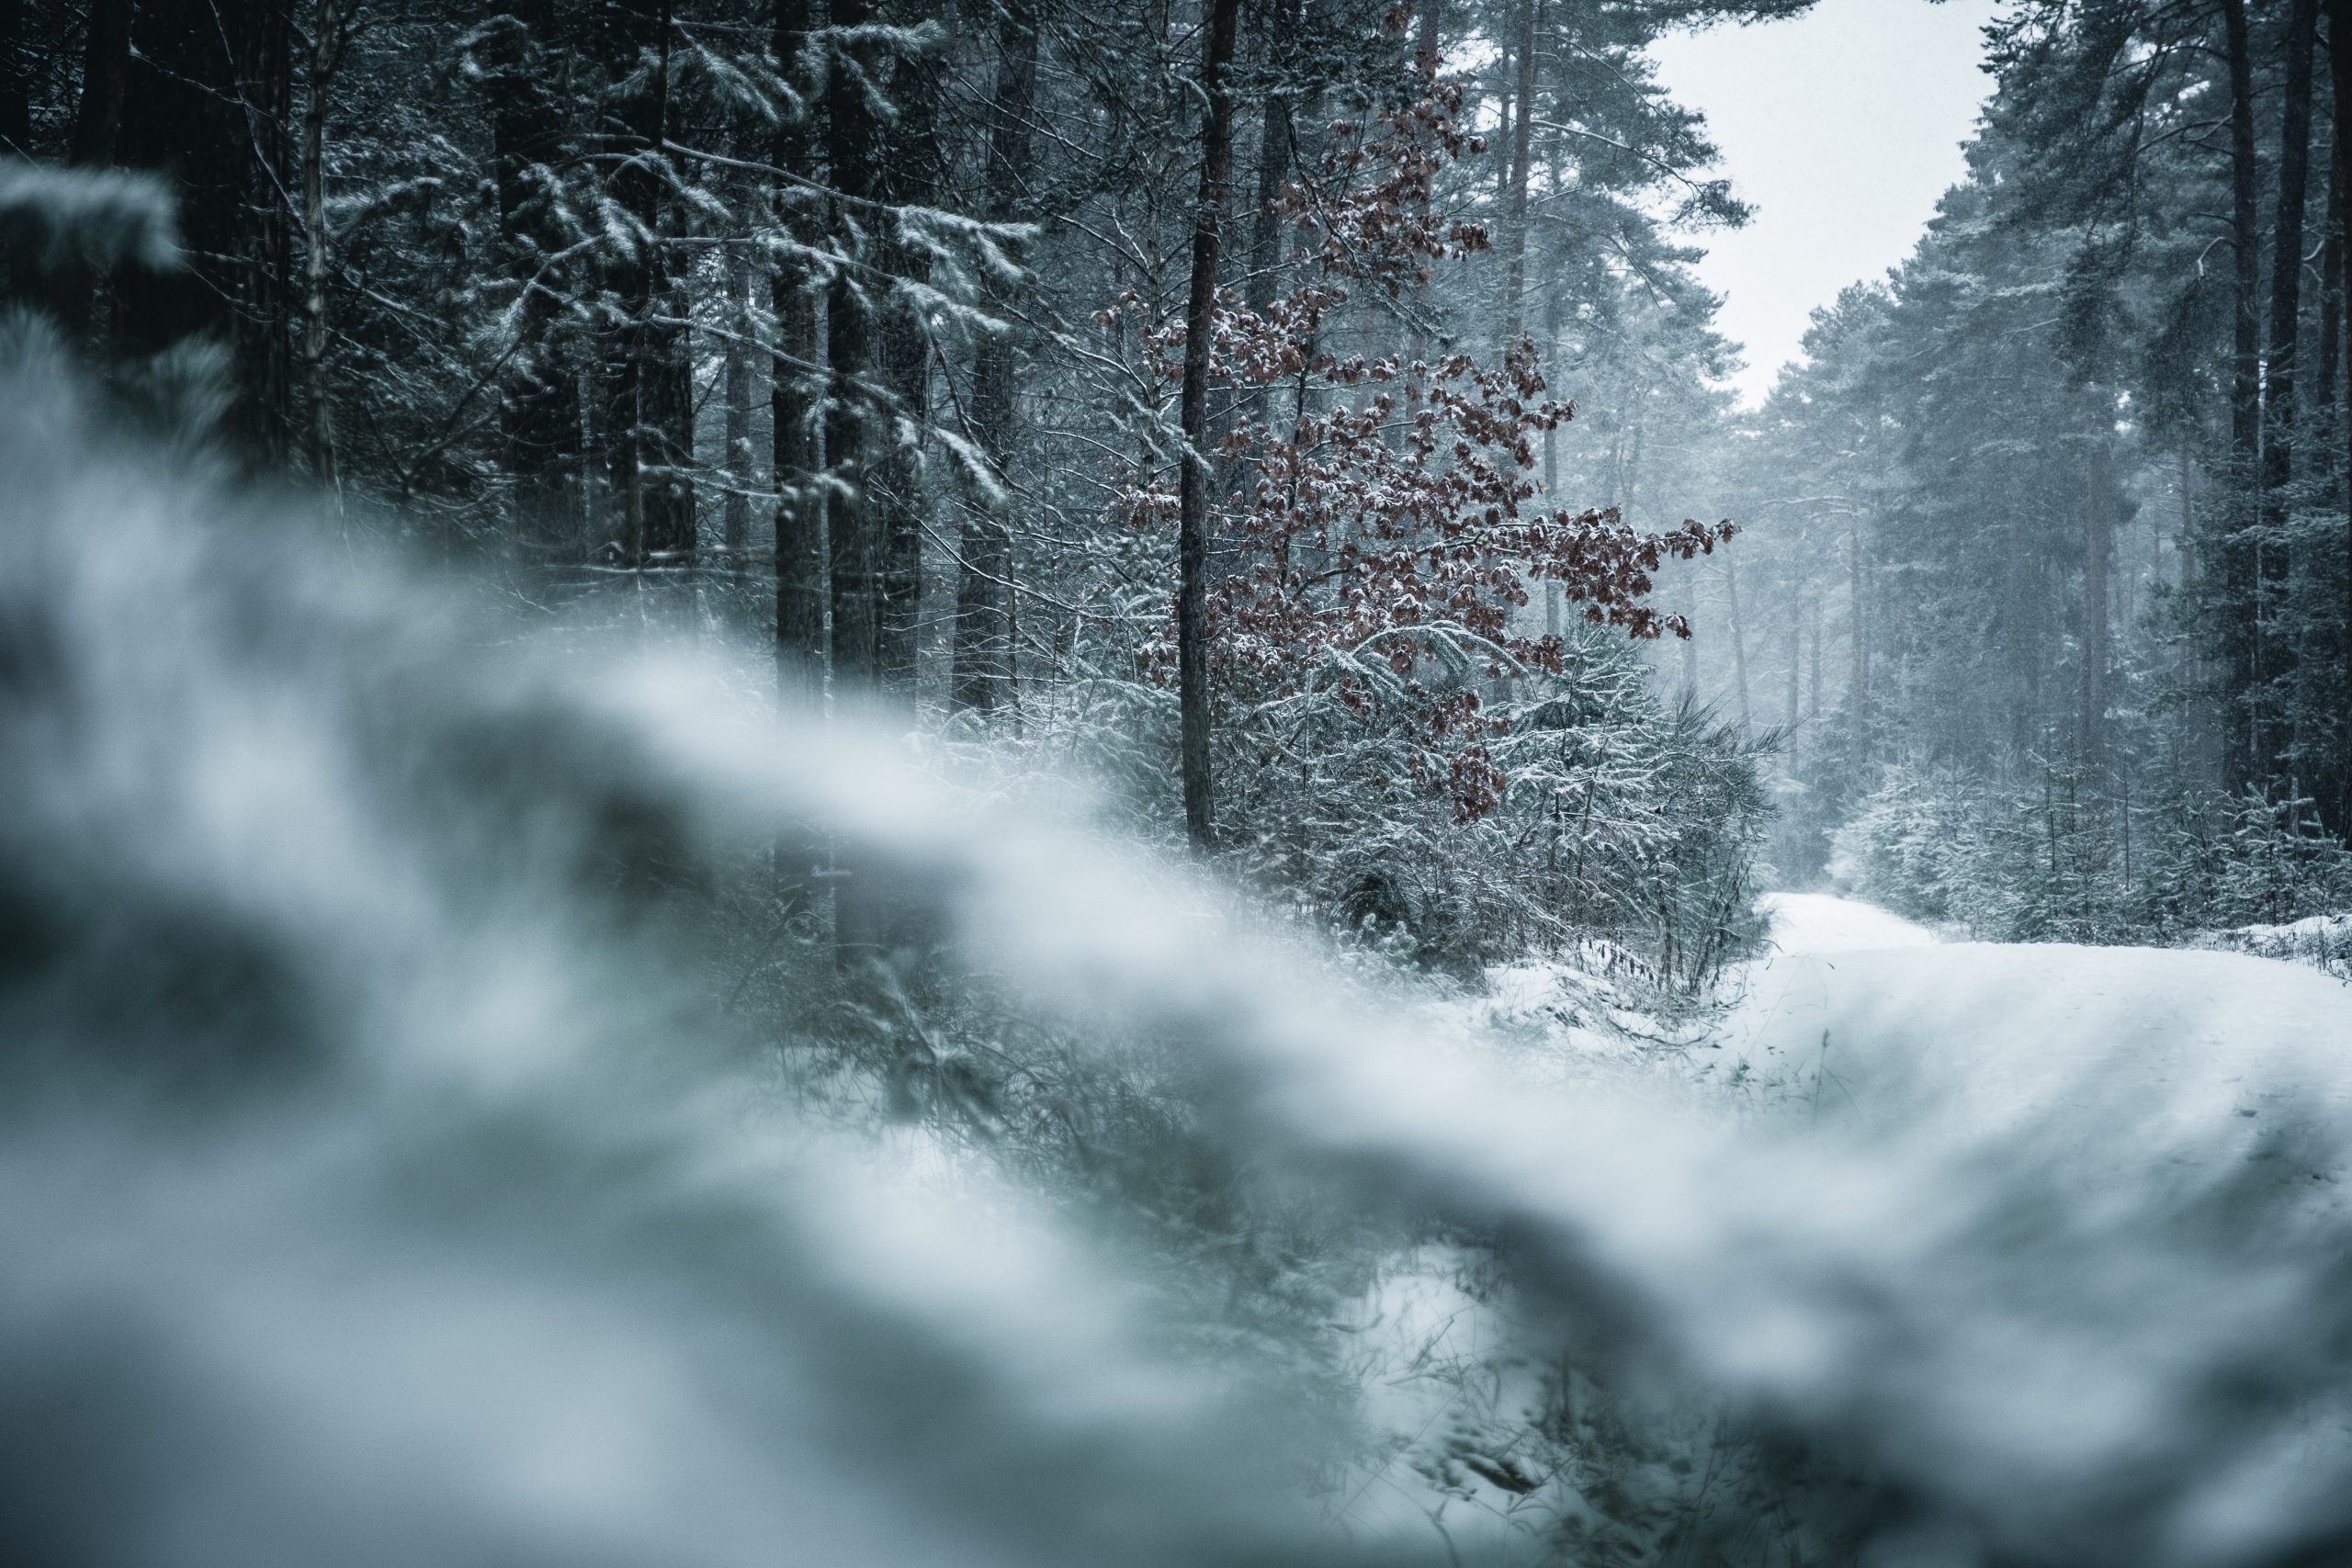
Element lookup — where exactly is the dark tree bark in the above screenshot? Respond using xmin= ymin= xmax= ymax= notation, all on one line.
xmin=2006 ymin=487 xmax=2039 ymax=760
xmin=871 ymin=15 xmax=944 ymax=712
xmin=774 ymin=0 xmax=827 ymax=699
xmin=35 ymin=0 xmax=135 ymax=340
xmin=2320 ymin=107 xmax=2344 ymax=428
xmin=482 ymin=0 xmax=586 ymax=556
xmin=2255 ymin=0 xmax=2320 ymax=782
xmin=1679 ymin=592 xmax=1698 ymax=705
xmin=0 ymin=0 xmax=28 ymax=157
xmin=238 ymin=0 xmax=295 ymax=468
xmin=69 ymin=0 xmax=136 ymax=166
xmin=1492 ymin=36 xmax=1512 ymax=209
xmin=720 ymin=241 xmax=756 ymax=556
xmin=299 ymin=0 xmax=345 ymax=496
xmin=2219 ymin=0 xmax=2265 ymax=793
xmin=1723 ymin=548 xmax=1752 ymax=738
xmin=1177 ymin=0 xmax=1243 ymax=850
xmin=1407 ymin=0 xmax=1442 ymax=368
xmin=1224 ymin=3 xmax=1295 ymax=499
xmin=825 ymin=0 xmax=884 ymax=687
xmin=605 ymin=0 xmax=694 ymax=566
xmin=2331 ymin=0 xmax=2352 ymax=830
xmin=1848 ymin=518 xmax=1869 ymax=766
xmin=115 ymin=0 xmax=296 ymax=467
xmin=767 ymin=0 xmax=827 ymax=918
xmin=2306 ymin=20 xmax=2346 ymax=835
xmin=1807 ymin=583 xmax=1823 ymax=722
xmin=1500 ymin=0 xmax=1537 ymax=341
xmin=2083 ymin=434 xmax=2112 ymax=769
xmin=1783 ymin=592 xmax=1802 ymax=729
xmin=949 ymin=0 xmax=1039 ymax=716
xmin=1243 ymin=6 xmax=1295 ymax=321
xmin=1543 ymin=303 xmax=1563 ymax=637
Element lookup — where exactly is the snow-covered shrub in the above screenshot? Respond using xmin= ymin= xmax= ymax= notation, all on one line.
xmin=1065 ymin=621 xmax=1776 ymax=982
xmin=2203 ymin=790 xmax=2352 ymax=925
xmin=1833 ymin=762 xmax=2352 ymax=947
xmin=1826 ymin=761 xmax=1985 ymax=924
xmin=2206 ymin=913 xmax=2352 ymax=982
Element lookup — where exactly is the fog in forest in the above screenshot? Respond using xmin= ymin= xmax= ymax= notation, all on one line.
xmin=4 ymin=2 xmax=2352 ymax=1565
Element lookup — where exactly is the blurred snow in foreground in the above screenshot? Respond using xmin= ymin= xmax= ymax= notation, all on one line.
xmin=6 ymin=347 xmax=2352 ymax=1568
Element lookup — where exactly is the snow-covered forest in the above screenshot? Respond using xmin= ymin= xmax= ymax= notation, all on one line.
xmin=4 ymin=2 xmax=2352 ymax=1565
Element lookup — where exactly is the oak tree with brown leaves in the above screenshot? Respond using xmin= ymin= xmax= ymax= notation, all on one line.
xmin=1114 ymin=76 xmax=1730 ymax=827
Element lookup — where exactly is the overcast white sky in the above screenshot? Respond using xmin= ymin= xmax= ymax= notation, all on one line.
xmin=1648 ymin=0 xmax=2003 ymax=405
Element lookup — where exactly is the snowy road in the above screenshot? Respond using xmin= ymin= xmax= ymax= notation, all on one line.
xmin=1758 ymin=889 xmax=1942 ymax=954
xmin=1724 ymin=892 xmax=2352 ymax=1190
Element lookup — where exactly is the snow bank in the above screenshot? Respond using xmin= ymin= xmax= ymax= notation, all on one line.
xmin=2201 ymin=912 xmax=2352 ymax=983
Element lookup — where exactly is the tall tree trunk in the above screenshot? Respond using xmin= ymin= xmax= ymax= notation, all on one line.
xmin=115 ymin=0 xmax=296 ymax=468
xmin=1177 ymin=0 xmax=1242 ymax=850
xmin=950 ymin=0 xmax=1038 ymax=716
xmin=1784 ymin=592 xmax=1802 ymax=729
xmin=2319 ymin=62 xmax=2346 ymax=835
xmin=484 ymin=1 xmax=585 ymax=558
xmin=1807 ymin=583 xmax=1823 ymax=722
xmin=644 ymin=51 xmax=696 ymax=567
xmin=608 ymin=0 xmax=694 ymax=566
xmin=2332 ymin=0 xmax=2352 ymax=831
xmin=2221 ymin=0 xmax=2265 ymax=793
xmin=1723 ymin=547 xmax=1752 ymax=737
xmin=2006 ymin=487 xmax=2038 ymax=760
xmin=1407 ymin=0 xmax=1442 ymax=369
xmin=872 ymin=18 xmax=944 ymax=712
xmin=721 ymin=242 xmax=756 ymax=556
xmin=769 ymin=0 xmax=826 ymax=918
xmin=1243 ymin=14 xmax=1294 ymax=319
xmin=1223 ymin=2 xmax=1295 ymax=515
xmin=2320 ymin=109 xmax=2344 ymax=427
xmin=0 ymin=0 xmax=27 ymax=157
xmin=69 ymin=0 xmax=136 ymax=165
xmin=774 ymin=0 xmax=826 ymax=698
xmin=2083 ymin=434 xmax=2112 ymax=770
xmin=1543 ymin=309 xmax=1563 ymax=638
xmin=2180 ymin=437 xmax=2198 ymax=594
xmin=2257 ymin=0 xmax=2320 ymax=782
xmin=1500 ymin=0 xmax=1537 ymax=341
xmin=1849 ymin=519 xmax=1869 ymax=763
xmin=825 ymin=0 xmax=883 ymax=686
xmin=1491 ymin=37 xmax=1512 ymax=209
xmin=240 ymin=0 xmax=296 ymax=469
xmin=299 ymin=0 xmax=343 ymax=498
xmin=813 ymin=0 xmax=910 ymax=964
xmin=47 ymin=0 xmax=137 ymax=342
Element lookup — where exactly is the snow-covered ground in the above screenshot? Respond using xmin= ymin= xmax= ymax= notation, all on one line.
xmin=1723 ymin=894 xmax=2352 ymax=1191
xmin=1758 ymin=889 xmax=1940 ymax=953
xmin=1349 ymin=895 xmax=2352 ymax=1562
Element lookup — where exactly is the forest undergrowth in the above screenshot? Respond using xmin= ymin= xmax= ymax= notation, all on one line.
xmin=1826 ymin=760 xmax=2352 ymax=976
